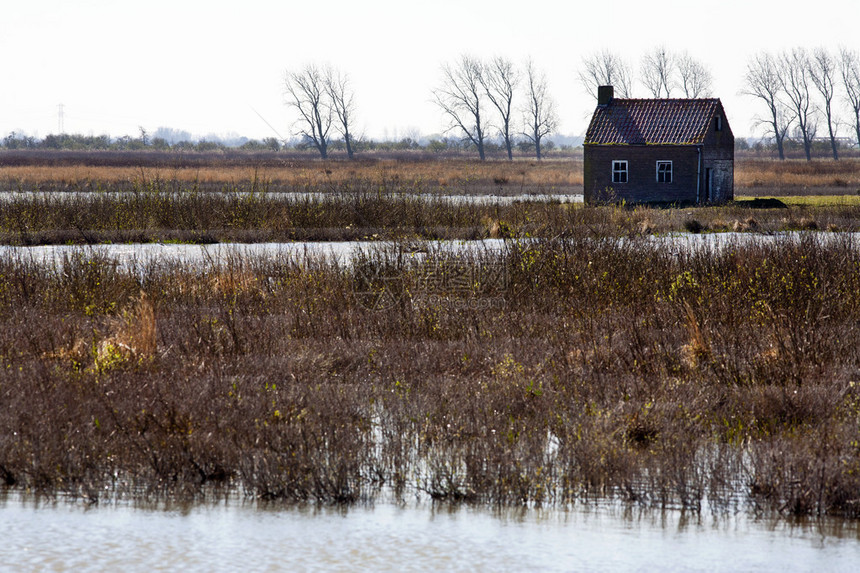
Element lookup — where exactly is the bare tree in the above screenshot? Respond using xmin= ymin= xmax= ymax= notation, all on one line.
xmin=640 ymin=48 xmax=713 ymax=99
xmin=641 ymin=46 xmax=675 ymax=98
xmin=578 ymin=50 xmax=634 ymax=99
xmin=840 ymin=47 xmax=860 ymax=149
xmin=677 ymin=52 xmax=713 ymax=98
xmin=780 ymin=48 xmax=817 ymax=161
xmin=742 ymin=52 xmax=791 ymax=160
xmin=521 ymin=58 xmax=558 ymax=161
xmin=284 ymin=64 xmax=332 ymax=159
xmin=482 ymin=56 xmax=519 ymax=161
xmin=324 ymin=66 xmax=357 ymax=159
xmin=433 ymin=55 xmax=488 ymax=160
xmin=810 ymin=48 xmax=840 ymax=160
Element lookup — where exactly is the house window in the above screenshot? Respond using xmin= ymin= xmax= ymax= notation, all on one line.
xmin=715 ymin=115 xmax=722 ymax=131
xmin=612 ymin=160 xmax=628 ymax=183
xmin=656 ymin=161 xmax=673 ymax=183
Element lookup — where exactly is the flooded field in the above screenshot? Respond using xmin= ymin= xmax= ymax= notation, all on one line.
xmin=4 ymin=119 xmax=860 ymax=571
xmin=3 ymin=231 xmax=860 ymax=566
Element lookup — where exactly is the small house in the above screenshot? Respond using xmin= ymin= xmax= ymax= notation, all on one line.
xmin=583 ymin=85 xmax=733 ymax=205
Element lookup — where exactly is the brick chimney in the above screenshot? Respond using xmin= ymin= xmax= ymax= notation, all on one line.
xmin=597 ymin=85 xmax=614 ymax=106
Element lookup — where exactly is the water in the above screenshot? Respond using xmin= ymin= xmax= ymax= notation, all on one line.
xmin=1 ymin=211 xmax=858 ymax=570
xmin=1 ymin=233 xmax=856 ymax=270
xmin=0 ymin=190 xmax=584 ymax=205
xmin=2 ymin=496 xmax=858 ymax=572
xmin=0 ymin=240 xmax=509 ymax=269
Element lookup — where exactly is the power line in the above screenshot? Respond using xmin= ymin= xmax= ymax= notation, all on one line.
xmin=250 ymin=106 xmax=287 ymax=143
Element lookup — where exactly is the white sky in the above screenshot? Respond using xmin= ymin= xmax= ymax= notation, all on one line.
xmin=1 ymin=0 xmax=858 ymax=142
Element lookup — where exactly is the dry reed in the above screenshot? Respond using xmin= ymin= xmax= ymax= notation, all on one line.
xmin=4 ymin=152 xmax=860 ymax=196
xmin=1 ymin=235 xmax=859 ymax=517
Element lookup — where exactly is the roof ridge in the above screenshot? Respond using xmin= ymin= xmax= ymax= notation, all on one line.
xmin=611 ymin=98 xmax=720 ymax=102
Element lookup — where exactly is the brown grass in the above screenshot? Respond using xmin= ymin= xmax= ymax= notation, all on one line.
xmin=736 ymin=158 xmax=860 ymax=194
xmin=0 ymin=158 xmax=582 ymax=192
xmin=1 ymin=237 xmax=860 ymax=516
xmin=4 ymin=152 xmax=860 ymax=197
xmin=2 ymin=150 xmax=860 ymax=514
xmin=3 ymin=174 xmax=860 ymax=247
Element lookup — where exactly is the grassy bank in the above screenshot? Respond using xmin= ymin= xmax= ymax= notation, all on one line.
xmin=0 ymin=156 xmax=581 ymax=196
xmin=737 ymin=158 xmax=860 ymax=195
xmin=3 ymin=185 xmax=860 ymax=245
xmin=3 ymin=152 xmax=860 ymax=196
xmin=1 ymin=152 xmax=859 ymax=246
xmin=1 ymin=235 xmax=859 ymax=516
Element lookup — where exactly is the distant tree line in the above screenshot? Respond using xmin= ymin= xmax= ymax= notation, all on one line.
xmin=5 ymin=46 xmax=860 ymax=160
xmin=0 ymin=128 xmax=576 ymax=156
xmin=735 ymin=135 xmax=857 ymax=158
xmin=0 ymin=131 xmax=285 ymax=153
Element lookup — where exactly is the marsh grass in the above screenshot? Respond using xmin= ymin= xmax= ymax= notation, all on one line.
xmin=737 ymin=158 xmax=860 ymax=194
xmin=4 ymin=151 xmax=860 ymax=245
xmin=0 ymin=187 xmax=564 ymax=244
xmin=1 ymin=151 xmax=859 ymax=512
xmin=4 ymin=152 xmax=860 ymax=196
xmin=0 ymin=156 xmax=582 ymax=195
xmin=1 ymin=235 xmax=860 ymax=515
xmin=752 ymin=195 xmax=860 ymax=207
xmin=3 ymin=184 xmax=860 ymax=246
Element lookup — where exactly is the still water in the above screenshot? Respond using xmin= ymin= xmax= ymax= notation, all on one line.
xmin=0 ymin=190 xmax=584 ymax=205
xmin=1 ymin=233 xmax=857 ymax=270
xmin=2 ymin=496 xmax=859 ymax=572
xmin=0 ymin=240 xmax=506 ymax=269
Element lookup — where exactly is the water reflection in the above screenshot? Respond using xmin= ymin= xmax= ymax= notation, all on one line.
xmin=2 ymin=494 xmax=858 ymax=572
xmin=1 ymin=233 xmax=858 ymax=271
xmin=0 ymin=239 xmax=507 ymax=269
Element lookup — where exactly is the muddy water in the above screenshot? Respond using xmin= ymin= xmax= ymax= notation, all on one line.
xmin=2 ymin=497 xmax=858 ymax=572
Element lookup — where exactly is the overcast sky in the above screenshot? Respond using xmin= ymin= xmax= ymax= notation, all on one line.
xmin=1 ymin=0 xmax=858 ymax=142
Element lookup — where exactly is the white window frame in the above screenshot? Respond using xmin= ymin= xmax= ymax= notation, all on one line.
xmin=612 ymin=160 xmax=628 ymax=184
xmin=656 ymin=160 xmax=673 ymax=183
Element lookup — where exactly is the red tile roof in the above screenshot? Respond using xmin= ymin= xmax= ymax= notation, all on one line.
xmin=585 ymin=98 xmax=721 ymax=145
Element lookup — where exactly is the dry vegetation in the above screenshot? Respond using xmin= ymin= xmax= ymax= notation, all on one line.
xmin=0 ymin=155 xmax=582 ymax=195
xmin=2 ymin=185 xmax=860 ymax=246
xmin=3 ymin=151 xmax=860 ymax=517
xmin=3 ymin=151 xmax=860 ymax=196
xmin=1 ymin=236 xmax=859 ymax=516
xmin=2 ymin=151 xmax=860 ymax=245
xmin=737 ymin=158 xmax=860 ymax=195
